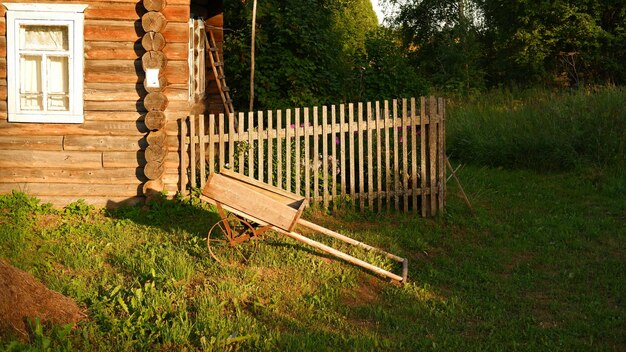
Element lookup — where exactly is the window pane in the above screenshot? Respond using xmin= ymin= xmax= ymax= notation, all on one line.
xmin=19 ymin=55 xmax=43 ymax=111
xmin=20 ymin=25 xmax=69 ymax=51
xmin=47 ymin=56 xmax=69 ymax=93
xmin=48 ymin=95 xmax=69 ymax=111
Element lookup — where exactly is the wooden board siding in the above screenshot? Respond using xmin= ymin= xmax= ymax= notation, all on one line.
xmin=0 ymin=0 xmax=202 ymax=207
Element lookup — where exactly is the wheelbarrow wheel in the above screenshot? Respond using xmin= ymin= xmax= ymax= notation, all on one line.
xmin=207 ymin=215 xmax=258 ymax=265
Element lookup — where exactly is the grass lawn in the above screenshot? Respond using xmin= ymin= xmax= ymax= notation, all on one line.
xmin=1 ymin=165 xmax=624 ymax=351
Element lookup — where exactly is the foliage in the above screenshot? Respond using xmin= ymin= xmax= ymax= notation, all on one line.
xmin=384 ymin=0 xmax=626 ymax=91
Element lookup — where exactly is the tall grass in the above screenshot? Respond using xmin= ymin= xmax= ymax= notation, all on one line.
xmin=446 ymin=87 xmax=626 ymax=171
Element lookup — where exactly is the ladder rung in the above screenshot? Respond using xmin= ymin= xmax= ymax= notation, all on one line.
xmin=214 ymin=61 xmax=224 ymax=67
xmin=222 ymin=86 xmax=230 ymax=92
xmin=209 ymin=47 xmax=219 ymax=52
xmin=218 ymin=74 xmax=225 ymax=80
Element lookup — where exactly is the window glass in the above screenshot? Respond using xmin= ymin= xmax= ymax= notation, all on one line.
xmin=20 ymin=25 xmax=69 ymax=51
xmin=19 ymin=55 xmax=42 ymax=110
xmin=47 ymin=56 xmax=69 ymax=110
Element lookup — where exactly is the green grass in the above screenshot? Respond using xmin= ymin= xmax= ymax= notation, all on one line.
xmin=1 ymin=87 xmax=625 ymax=350
xmin=1 ymin=164 xmax=624 ymax=351
xmin=446 ymin=86 xmax=626 ymax=171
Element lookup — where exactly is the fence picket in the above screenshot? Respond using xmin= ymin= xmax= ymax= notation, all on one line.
xmin=304 ymin=107 xmax=310 ymax=200
xmin=313 ymin=107 xmax=319 ymax=203
xmin=322 ymin=106 xmax=329 ymax=208
xmin=295 ymin=108 xmax=301 ymax=196
xmin=428 ymin=97 xmax=437 ymax=215
xmin=411 ymin=98 xmax=418 ymax=212
xmin=384 ymin=100 xmax=391 ymax=210
xmin=392 ymin=99 xmax=399 ymax=211
xmin=375 ymin=101 xmax=382 ymax=211
xmin=402 ymin=98 xmax=409 ymax=212
xmin=208 ymin=114 xmax=215 ymax=184
xmin=267 ymin=110 xmax=273 ymax=187
xmin=366 ymin=102 xmax=373 ymax=209
xmin=238 ymin=112 xmax=244 ymax=174
xmin=181 ymin=96 xmax=445 ymax=216
xmin=348 ymin=104 xmax=355 ymax=200
xmin=190 ymin=114 xmax=196 ymax=189
xmin=420 ymin=97 xmax=427 ymax=217
xmin=331 ymin=105 xmax=337 ymax=208
xmin=277 ymin=110 xmax=283 ymax=189
xmin=247 ymin=112 xmax=254 ymax=178
xmin=286 ymin=109 xmax=292 ymax=192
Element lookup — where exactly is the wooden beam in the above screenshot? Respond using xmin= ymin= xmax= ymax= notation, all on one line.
xmin=85 ymin=20 xmax=187 ymax=43
xmin=0 ymin=150 xmax=103 ymax=169
xmin=0 ymin=168 xmax=148 ymax=184
xmin=0 ymin=183 xmax=142 ymax=197
xmin=85 ymin=60 xmax=188 ymax=84
xmin=63 ymin=135 xmax=148 ymax=151
xmin=102 ymin=151 xmax=178 ymax=168
xmin=35 ymin=196 xmax=145 ymax=208
xmin=84 ymin=4 xmax=189 ymax=22
xmin=0 ymin=136 xmax=64 ymax=150
xmin=85 ymin=41 xmax=187 ymax=60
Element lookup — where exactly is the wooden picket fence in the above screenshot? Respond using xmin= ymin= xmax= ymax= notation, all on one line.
xmin=180 ymin=97 xmax=446 ymax=216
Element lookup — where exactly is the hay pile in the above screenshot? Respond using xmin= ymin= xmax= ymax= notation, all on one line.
xmin=0 ymin=259 xmax=85 ymax=340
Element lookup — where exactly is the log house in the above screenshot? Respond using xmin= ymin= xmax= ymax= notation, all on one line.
xmin=0 ymin=0 xmax=224 ymax=206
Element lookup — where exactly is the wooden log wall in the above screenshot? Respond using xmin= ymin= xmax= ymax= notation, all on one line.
xmin=0 ymin=0 xmax=197 ymax=207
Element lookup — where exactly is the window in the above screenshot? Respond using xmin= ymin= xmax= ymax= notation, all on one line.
xmin=4 ymin=3 xmax=87 ymax=123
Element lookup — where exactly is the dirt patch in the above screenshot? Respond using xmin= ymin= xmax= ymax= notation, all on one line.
xmin=341 ymin=276 xmax=383 ymax=308
xmin=0 ymin=259 xmax=86 ymax=341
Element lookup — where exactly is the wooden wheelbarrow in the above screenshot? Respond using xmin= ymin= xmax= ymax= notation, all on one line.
xmin=200 ymin=169 xmax=408 ymax=283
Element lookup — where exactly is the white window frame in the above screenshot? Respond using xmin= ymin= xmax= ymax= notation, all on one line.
xmin=4 ymin=3 xmax=87 ymax=123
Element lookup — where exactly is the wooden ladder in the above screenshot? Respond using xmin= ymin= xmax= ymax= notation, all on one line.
xmin=205 ymin=30 xmax=235 ymax=117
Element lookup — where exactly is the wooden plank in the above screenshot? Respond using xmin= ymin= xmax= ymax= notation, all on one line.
xmin=220 ymin=169 xmax=304 ymax=203
xmin=238 ymin=112 xmax=244 ymax=175
xmin=85 ymin=60 xmax=188 ymax=84
xmin=384 ymin=100 xmax=391 ymax=210
xmin=0 ymin=168 xmax=148 ymax=184
xmin=375 ymin=101 xmax=382 ymax=211
xmin=84 ymin=20 xmax=188 ymax=43
xmin=392 ymin=99 xmax=399 ymax=211
xmin=402 ymin=99 xmax=409 ymax=212
xmin=276 ymin=110 xmax=283 ymax=189
xmin=267 ymin=110 xmax=273 ymax=187
xmin=102 ymin=151 xmax=178 ymax=168
xmin=85 ymin=4 xmax=189 ymax=21
xmin=366 ymin=102 xmax=373 ymax=210
xmin=247 ymin=111 xmax=254 ymax=178
xmin=63 ymin=135 xmax=147 ymax=151
xmin=202 ymin=173 xmax=298 ymax=232
xmin=0 ymin=183 xmax=141 ymax=197
xmin=0 ymin=36 xmax=5 ymax=57
xmin=207 ymin=113 xmax=215 ymax=183
xmin=0 ymin=135 xmax=63 ymax=151
xmin=441 ymin=98 xmax=446 ymax=210
xmin=199 ymin=114 xmax=206 ymax=188
xmin=303 ymin=108 xmax=310 ymax=200
xmin=411 ymin=97 xmax=418 ymax=212
xmin=257 ymin=111 xmax=264 ymax=183
xmin=180 ymin=116 xmax=188 ymax=195
xmin=285 ymin=109 xmax=292 ymax=192
xmin=420 ymin=97 xmax=427 ymax=217
xmin=313 ymin=107 xmax=319 ymax=204
xmin=228 ymin=112 xmax=235 ymax=174
xmin=357 ymin=103 xmax=364 ymax=210
xmin=294 ymin=108 xmax=301 ymax=196
xmin=85 ymin=41 xmax=187 ymax=61
xmin=84 ymin=83 xmax=187 ymax=102
xmin=189 ymin=114 xmax=197 ymax=188
xmin=322 ymin=106 xmax=329 ymax=208
xmin=0 ymin=83 xmax=4 ymax=102
xmin=330 ymin=105 xmax=337 ymax=209
xmin=0 ymin=150 xmax=102 ymax=169
xmin=438 ymin=97 xmax=445 ymax=212
xmin=0 ymin=18 xmax=5 ymax=37
xmin=339 ymin=104 xmax=346 ymax=196
xmin=429 ymin=96 xmax=437 ymax=215
xmin=348 ymin=104 xmax=355 ymax=199
xmin=0 ymin=120 xmax=148 ymax=136
xmin=218 ymin=113 xmax=225 ymax=172
xmin=0 ymin=59 xmax=6 ymax=79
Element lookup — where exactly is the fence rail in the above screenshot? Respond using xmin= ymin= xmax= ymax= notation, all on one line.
xmin=181 ymin=96 xmax=445 ymax=216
